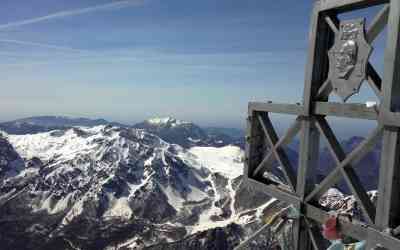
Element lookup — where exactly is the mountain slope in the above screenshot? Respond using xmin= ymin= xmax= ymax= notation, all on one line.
xmin=133 ymin=117 xmax=242 ymax=148
xmin=0 ymin=116 xmax=126 ymax=135
xmin=0 ymin=126 xmax=271 ymax=250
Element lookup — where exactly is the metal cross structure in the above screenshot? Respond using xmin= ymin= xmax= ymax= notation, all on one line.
xmin=244 ymin=0 xmax=400 ymax=249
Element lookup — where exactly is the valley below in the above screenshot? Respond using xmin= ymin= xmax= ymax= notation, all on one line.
xmin=0 ymin=116 xmax=381 ymax=250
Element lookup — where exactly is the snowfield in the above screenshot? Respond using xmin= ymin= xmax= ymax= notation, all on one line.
xmin=0 ymin=125 xmax=279 ymax=249
xmin=186 ymin=146 xmax=244 ymax=179
xmin=146 ymin=117 xmax=190 ymax=127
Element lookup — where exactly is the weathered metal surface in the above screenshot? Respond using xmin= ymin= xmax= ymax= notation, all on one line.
xmin=319 ymin=0 xmax=389 ymax=13
xmin=257 ymin=113 xmax=297 ymax=190
xmin=366 ymin=4 xmax=390 ymax=43
xmin=243 ymin=0 xmax=400 ymax=249
xmin=248 ymin=102 xmax=304 ymax=116
xmin=245 ymin=178 xmax=400 ymax=249
xmin=315 ymin=117 xmax=376 ymax=223
xmin=328 ymin=19 xmax=372 ymax=101
xmin=314 ymin=101 xmax=378 ymax=120
xmin=376 ymin=0 xmax=400 ymax=232
xmin=367 ymin=63 xmax=383 ymax=99
xmin=252 ymin=118 xmax=302 ymax=178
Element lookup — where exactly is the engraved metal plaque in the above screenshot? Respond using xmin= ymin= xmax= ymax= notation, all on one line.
xmin=328 ymin=19 xmax=372 ymax=102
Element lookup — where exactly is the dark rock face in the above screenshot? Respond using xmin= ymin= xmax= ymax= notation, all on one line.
xmin=129 ymin=182 xmax=177 ymax=223
xmin=0 ymin=126 xmax=273 ymax=250
xmin=0 ymin=127 xmax=201 ymax=249
xmin=233 ymin=176 xmax=271 ymax=213
xmin=145 ymin=223 xmax=245 ymax=250
xmin=0 ymin=135 xmax=25 ymax=179
xmin=133 ymin=118 xmax=244 ymax=148
xmin=133 ymin=118 xmax=208 ymax=148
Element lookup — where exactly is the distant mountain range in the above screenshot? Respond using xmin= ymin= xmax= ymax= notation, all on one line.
xmin=0 ymin=116 xmax=246 ymax=149
xmin=133 ymin=117 xmax=244 ymax=148
xmin=0 ymin=115 xmax=382 ymax=249
xmin=0 ymin=115 xmax=381 ymax=192
xmin=0 ymin=116 xmax=126 ymax=135
xmin=0 ymin=124 xmax=269 ymax=250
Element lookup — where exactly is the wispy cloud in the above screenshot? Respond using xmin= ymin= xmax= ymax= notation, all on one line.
xmin=0 ymin=0 xmax=147 ymax=31
xmin=0 ymin=39 xmax=91 ymax=54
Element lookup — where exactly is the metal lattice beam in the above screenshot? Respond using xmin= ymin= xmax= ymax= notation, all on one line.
xmin=243 ymin=0 xmax=400 ymax=249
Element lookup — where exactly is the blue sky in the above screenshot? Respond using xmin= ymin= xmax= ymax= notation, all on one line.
xmin=0 ymin=0 xmax=387 ymax=135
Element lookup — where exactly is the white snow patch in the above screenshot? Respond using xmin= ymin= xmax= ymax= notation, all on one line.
xmin=187 ymin=146 xmax=243 ymax=178
xmin=103 ymin=196 xmax=132 ymax=220
xmin=188 ymin=137 xmax=201 ymax=143
xmin=366 ymin=101 xmax=378 ymax=108
xmin=144 ymin=153 xmax=155 ymax=166
xmin=6 ymin=126 xmax=110 ymax=162
xmin=61 ymin=196 xmax=87 ymax=225
xmin=324 ymin=188 xmax=344 ymax=197
xmin=147 ymin=117 xmax=190 ymax=127
xmin=186 ymin=185 xmax=208 ymax=202
xmin=111 ymin=236 xmax=142 ymax=249
xmin=36 ymin=192 xmax=74 ymax=214
xmin=163 ymin=186 xmax=185 ymax=210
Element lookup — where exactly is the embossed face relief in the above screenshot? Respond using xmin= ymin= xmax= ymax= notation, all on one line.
xmin=328 ymin=19 xmax=372 ymax=102
xmin=335 ymin=39 xmax=358 ymax=79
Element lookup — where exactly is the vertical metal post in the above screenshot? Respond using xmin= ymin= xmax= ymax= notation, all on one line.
xmin=376 ymin=0 xmax=400 ymax=231
xmin=303 ymin=2 xmax=335 ymax=113
xmin=295 ymin=0 xmax=334 ymax=248
xmin=294 ymin=117 xmax=320 ymax=250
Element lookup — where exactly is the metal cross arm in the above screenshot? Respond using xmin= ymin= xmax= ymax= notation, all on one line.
xmin=256 ymin=113 xmax=298 ymax=190
xmin=252 ymin=118 xmax=302 ymax=179
xmin=243 ymin=0 xmax=400 ymax=249
xmin=313 ymin=116 xmax=377 ymax=224
xmin=304 ymin=124 xmax=382 ymax=203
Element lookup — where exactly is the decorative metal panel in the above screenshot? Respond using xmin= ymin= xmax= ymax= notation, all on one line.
xmin=328 ymin=19 xmax=372 ymax=102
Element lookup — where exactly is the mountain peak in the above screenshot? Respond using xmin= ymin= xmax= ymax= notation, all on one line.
xmin=145 ymin=117 xmax=191 ymax=127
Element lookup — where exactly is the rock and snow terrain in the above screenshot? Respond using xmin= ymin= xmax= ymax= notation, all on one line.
xmin=0 ymin=116 xmax=381 ymax=250
xmin=133 ymin=117 xmax=243 ymax=148
xmin=0 ymin=116 xmax=126 ymax=135
xmin=0 ymin=125 xmax=271 ymax=250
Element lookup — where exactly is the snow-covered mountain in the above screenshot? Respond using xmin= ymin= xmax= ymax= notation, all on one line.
xmin=0 ymin=126 xmax=271 ymax=250
xmin=0 ymin=116 xmax=245 ymax=149
xmin=133 ymin=117 xmax=243 ymax=148
xmin=0 ymin=116 xmax=126 ymax=135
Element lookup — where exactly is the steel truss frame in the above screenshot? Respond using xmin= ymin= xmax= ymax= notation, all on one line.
xmin=244 ymin=0 xmax=400 ymax=249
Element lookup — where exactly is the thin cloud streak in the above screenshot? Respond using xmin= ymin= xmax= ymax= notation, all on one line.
xmin=0 ymin=39 xmax=91 ymax=54
xmin=0 ymin=0 xmax=147 ymax=31
xmin=0 ymin=54 xmax=301 ymax=69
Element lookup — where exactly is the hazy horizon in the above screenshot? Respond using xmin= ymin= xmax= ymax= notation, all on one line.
xmin=0 ymin=0 xmax=387 ymax=136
